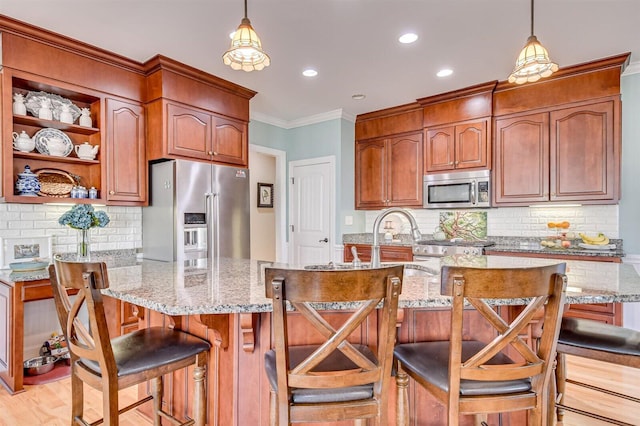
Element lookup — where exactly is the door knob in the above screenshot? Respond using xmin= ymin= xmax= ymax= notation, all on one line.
xmin=319 ymin=238 xmax=328 ymax=243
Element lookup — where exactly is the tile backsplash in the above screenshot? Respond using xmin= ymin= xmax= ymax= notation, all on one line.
xmin=0 ymin=203 xmax=142 ymax=256
xmin=365 ymin=205 xmax=619 ymax=239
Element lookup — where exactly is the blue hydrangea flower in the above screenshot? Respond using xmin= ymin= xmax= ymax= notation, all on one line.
xmin=58 ymin=204 xmax=110 ymax=230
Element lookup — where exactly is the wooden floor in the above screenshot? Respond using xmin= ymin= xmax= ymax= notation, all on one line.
xmin=0 ymin=355 xmax=638 ymax=425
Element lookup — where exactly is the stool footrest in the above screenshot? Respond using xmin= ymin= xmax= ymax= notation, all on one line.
xmin=556 ymin=403 xmax=635 ymax=426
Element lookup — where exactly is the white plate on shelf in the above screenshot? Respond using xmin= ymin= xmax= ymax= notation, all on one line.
xmin=578 ymin=243 xmax=616 ymax=250
xmin=33 ymin=128 xmax=73 ymax=157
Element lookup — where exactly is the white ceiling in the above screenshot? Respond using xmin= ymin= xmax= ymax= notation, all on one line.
xmin=2 ymin=0 xmax=639 ymax=127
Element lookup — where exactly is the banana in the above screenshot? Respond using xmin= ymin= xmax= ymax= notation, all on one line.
xmin=579 ymin=233 xmax=610 ymax=245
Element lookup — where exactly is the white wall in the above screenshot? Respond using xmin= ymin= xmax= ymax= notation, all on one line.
xmin=249 ymin=151 xmax=276 ymax=261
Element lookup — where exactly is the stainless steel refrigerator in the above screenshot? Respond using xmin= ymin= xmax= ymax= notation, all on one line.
xmin=142 ymin=159 xmax=250 ymax=264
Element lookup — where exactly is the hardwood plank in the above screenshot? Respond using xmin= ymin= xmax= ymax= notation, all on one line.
xmin=0 ymin=380 xmax=151 ymax=425
xmin=1 ymin=354 xmax=638 ymax=425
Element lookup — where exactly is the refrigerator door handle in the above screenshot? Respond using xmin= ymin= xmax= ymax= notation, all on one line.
xmin=205 ymin=192 xmax=220 ymax=263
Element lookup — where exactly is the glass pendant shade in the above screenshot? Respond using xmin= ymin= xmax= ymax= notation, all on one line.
xmin=508 ymin=35 xmax=558 ymax=84
xmin=223 ymin=17 xmax=270 ymax=72
xmin=508 ymin=0 xmax=557 ymax=84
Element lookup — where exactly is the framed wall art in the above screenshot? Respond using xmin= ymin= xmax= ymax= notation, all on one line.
xmin=0 ymin=236 xmax=52 ymax=269
xmin=257 ymin=182 xmax=274 ymax=208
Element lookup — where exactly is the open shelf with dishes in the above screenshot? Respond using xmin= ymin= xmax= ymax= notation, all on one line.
xmin=4 ymin=71 xmax=104 ymax=203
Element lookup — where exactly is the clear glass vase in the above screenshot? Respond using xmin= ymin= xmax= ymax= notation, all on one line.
xmin=77 ymin=228 xmax=91 ymax=262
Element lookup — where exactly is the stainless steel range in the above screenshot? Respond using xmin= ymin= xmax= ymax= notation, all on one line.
xmin=412 ymin=239 xmax=495 ymax=260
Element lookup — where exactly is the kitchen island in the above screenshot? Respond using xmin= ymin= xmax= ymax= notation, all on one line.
xmin=91 ymin=256 xmax=640 ymax=425
xmin=3 ymin=256 xmax=640 ymax=425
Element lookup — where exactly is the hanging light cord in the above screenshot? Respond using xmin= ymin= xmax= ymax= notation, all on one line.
xmin=244 ymin=0 xmax=248 ymax=19
xmin=530 ymin=0 xmax=535 ymax=36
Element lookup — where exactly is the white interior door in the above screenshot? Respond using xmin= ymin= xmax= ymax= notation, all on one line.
xmin=289 ymin=156 xmax=335 ymax=264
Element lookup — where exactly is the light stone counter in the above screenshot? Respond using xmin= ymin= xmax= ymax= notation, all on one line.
xmin=90 ymin=256 xmax=640 ymax=315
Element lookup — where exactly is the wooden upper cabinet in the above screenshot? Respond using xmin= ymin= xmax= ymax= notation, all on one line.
xmin=424 ymin=119 xmax=488 ymax=172
xmin=420 ymin=82 xmax=496 ymax=174
xmin=551 ymin=101 xmax=616 ymax=202
xmin=212 ymin=115 xmax=248 ymax=166
xmin=355 ymin=139 xmax=387 ymax=209
xmin=494 ymin=99 xmax=619 ymax=205
xmin=355 ymin=104 xmax=423 ymax=210
xmin=355 ymin=132 xmax=422 ymax=209
xmin=105 ymin=98 xmax=146 ymax=204
xmin=387 ymin=133 xmax=423 ymax=206
xmin=144 ymin=56 xmax=255 ymax=168
xmin=166 ymin=102 xmax=212 ymax=161
xmin=494 ymin=112 xmax=550 ymax=204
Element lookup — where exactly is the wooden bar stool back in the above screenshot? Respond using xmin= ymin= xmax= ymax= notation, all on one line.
xmin=555 ymin=317 xmax=640 ymax=425
xmin=394 ymin=263 xmax=567 ymax=426
xmin=264 ymin=265 xmax=404 ymax=426
xmin=49 ymin=258 xmax=211 ymax=426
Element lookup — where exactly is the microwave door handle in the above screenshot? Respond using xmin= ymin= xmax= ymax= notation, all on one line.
xmin=470 ymin=180 xmax=477 ymax=205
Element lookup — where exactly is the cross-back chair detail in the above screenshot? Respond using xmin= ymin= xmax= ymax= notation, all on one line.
xmin=394 ymin=263 xmax=567 ymax=426
xmin=264 ymin=265 xmax=404 ymax=426
xmin=49 ymin=258 xmax=210 ymax=426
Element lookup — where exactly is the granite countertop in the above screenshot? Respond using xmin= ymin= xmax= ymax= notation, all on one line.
xmin=99 ymin=257 xmax=640 ymax=312
xmin=4 ymin=255 xmax=637 ymax=316
xmin=342 ymin=233 xmax=624 ymax=259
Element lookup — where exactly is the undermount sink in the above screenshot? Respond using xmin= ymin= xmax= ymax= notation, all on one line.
xmin=403 ymin=264 xmax=438 ymax=277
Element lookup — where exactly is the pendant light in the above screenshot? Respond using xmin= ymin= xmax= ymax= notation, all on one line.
xmin=222 ymin=0 xmax=270 ymax=72
xmin=508 ymin=0 xmax=558 ymax=84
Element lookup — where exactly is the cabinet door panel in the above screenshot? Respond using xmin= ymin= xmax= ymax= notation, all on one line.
xmin=455 ymin=120 xmax=487 ymax=169
xmin=105 ymin=98 xmax=146 ymax=203
xmin=355 ymin=140 xmax=387 ymax=208
xmin=551 ymin=101 xmax=615 ymax=201
xmin=167 ymin=103 xmax=211 ymax=160
xmin=387 ymin=134 xmax=423 ymax=206
xmin=0 ymin=284 xmax=9 ymax=373
xmin=425 ymin=126 xmax=454 ymax=172
xmin=494 ymin=113 xmax=549 ymax=204
xmin=212 ymin=116 xmax=247 ymax=166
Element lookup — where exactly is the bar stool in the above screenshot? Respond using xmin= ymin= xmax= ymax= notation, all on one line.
xmin=555 ymin=317 xmax=640 ymax=425
xmin=394 ymin=263 xmax=567 ymax=426
xmin=49 ymin=259 xmax=211 ymax=426
xmin=264 ymin=264 xmax=403 ymax=426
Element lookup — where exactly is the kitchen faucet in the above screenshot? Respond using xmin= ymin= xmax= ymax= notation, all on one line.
xmin=371 ymin=208 xmax=422 ymax=267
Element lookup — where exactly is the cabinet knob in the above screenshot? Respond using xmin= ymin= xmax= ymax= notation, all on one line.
xmin=449 ymin=162 xmax=454 ymax=165
xmin=455 ymin=161 xmax=459 ymax=165
xmin=208 ymin=151 xmax=214 ymax=155
xmin=109 ymin=190 xmax=115 ymax=195
xmin=213 ymin=151 xmax=218 ymax=156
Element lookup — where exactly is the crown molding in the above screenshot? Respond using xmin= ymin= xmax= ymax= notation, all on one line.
xmin=251 ymin=108 xmax=355 ymax=129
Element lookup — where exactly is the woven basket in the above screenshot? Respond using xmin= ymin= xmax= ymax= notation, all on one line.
xmin=34 ymin=169 xmax=78 ymax=198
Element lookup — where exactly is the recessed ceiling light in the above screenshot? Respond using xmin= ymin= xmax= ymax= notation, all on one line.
xmin=352 ymin=94 xmax=366 ymax=100
xmin=302 ymin=69 xmax=318 ymax=77
xmin=398 ymin=33 xmax=418 ymax=44
xmin=437 ymin=69 xmax=453 ymax=77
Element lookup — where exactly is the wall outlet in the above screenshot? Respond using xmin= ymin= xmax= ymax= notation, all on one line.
xmin=345 ymin=215 xmax=353 ymax=226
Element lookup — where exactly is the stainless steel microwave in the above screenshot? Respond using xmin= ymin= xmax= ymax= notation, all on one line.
xmin=423 ymin=170 xmax=491 ymax=209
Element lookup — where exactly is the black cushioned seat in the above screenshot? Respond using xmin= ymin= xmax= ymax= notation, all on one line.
xmin=558 ymin=317 xmax=640 ymax=356
xmin=393 ymin=341 xmax=532 ymax=396
xmin=80 ymin=327 xmax=212 ymax=377
xmin=265 ymin=344 xmax=377 ymax=403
